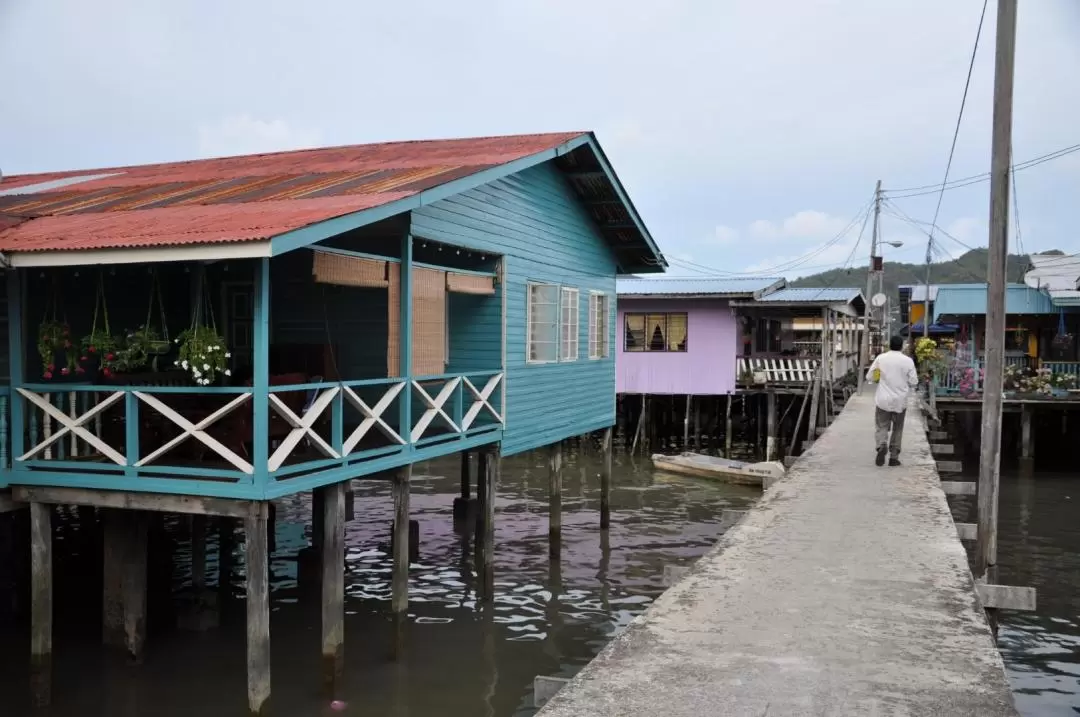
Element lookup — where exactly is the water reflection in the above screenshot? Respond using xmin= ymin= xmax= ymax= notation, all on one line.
xmin=0 ymin=448 xmax=758 ymax=717
xmin=953 ymin=472 xmax=1080 ymax=716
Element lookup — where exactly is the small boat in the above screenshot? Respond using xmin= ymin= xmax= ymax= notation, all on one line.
xmin=651 ymin=452 xmax=785 ymax=486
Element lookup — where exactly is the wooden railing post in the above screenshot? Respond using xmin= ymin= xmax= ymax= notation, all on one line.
xmin=252 ymin=256 xmax=271 ymax=495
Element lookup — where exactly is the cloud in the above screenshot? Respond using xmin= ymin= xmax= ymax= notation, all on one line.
xmin=707 ymin=225 xmax=740 ymax=245
xmin=748 ymin=210 xmax=852 ymax=242
xmin=196 ymin=114 xmax=323 ymax=159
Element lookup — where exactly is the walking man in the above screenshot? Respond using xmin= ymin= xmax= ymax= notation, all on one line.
xmin=866 ymin=335 xmax=918 ymax=466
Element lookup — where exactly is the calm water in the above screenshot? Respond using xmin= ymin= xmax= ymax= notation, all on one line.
xmin=3 ymin=455 xmax=1079 ymax=715
xmin=979 ymin=473 xmax=1080 ymax=717
xmin=0 ymin=448 xmax=759 ymax=716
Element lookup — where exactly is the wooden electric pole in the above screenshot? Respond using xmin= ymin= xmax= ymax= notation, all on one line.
xmin=858 ymin=180 xmax=882 ymax=392
xmin=975 ymin=0 xmax=1018 ymax=583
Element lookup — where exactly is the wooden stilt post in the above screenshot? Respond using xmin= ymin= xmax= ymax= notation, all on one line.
xmin=600 ymin=426 xmax=612 ymax=529
xmin=725 ymin=395 xmax=733 ymax=458
xmin=30 ymin=502 xmax=52 ymax=708
xmin=693 ymin=399 xmax=701 ymax=450
xmin=807 ymin=370 xmax=822 ymax=448
xmin=392 ymin=466 xmax=411 ymax=616
xmin=683 ymin=395 xmax=691 ymax=449
xmin=788 ymin=379 xmax=814 ymax=456
xmin=102 ymin=509 xmax=125 ymax=648
xmin=460 ymin=451 xmax=471 ymax=499
xmin=631 ymin=394 xmax=646 ymax=456
xmin=321 ymin=482 xmax=346 ymax=690
xmin=1020 ymin=404 xmax=1032 ymax=460
xmin=478 ymin=446 xmax=498 ymax=599
xmin=766 ymin=390 xmax=777 ymax=461
xmin=246 ymin=503 xmax=271 ymax=716
xmin=548 ymin=441 xmax=563 ymax=559
xmin=123 ymin=512 xmax=149 ymax=664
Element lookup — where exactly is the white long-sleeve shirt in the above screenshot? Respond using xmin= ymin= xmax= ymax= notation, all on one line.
xmin=866 ymin=350 xmax=918 ymax=413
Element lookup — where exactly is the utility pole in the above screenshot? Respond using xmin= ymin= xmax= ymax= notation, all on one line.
xmin=975 ymin=0 xmax=1017 ymax=583
xmin=858 ymin=180 xmax=882 ymax=392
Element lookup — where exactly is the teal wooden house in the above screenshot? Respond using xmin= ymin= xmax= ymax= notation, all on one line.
xmin=0 ymin=132 xmax=665 ymax=711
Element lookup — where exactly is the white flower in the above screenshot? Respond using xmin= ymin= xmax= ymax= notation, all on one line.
xmin=225 ymin=352 xmax=231 ymax=358
xmin=174 ymin=360 xmax=179 ymax=367
xmin=174 ymin=338 xmax=180 ymax=344
xmin=193 ymin=369 xmax=201 ymax=378
xmin=224 ymin=369 xmax=232 ymax=377
xmin=181 ymin=360 xmax=189 ymax=369
xmin=202 ymin=363 xmax=209 ymax=370
xmin=213 ymin=345 xmax=220 ymax=351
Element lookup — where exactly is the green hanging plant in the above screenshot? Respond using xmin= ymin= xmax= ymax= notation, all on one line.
xmin=174 ymin=268 xmax=230 ymax=386
xmin=78 ymin=272 xmax=121 ymax=380
xmin=38 ymin=319 xmax=76 ymax=379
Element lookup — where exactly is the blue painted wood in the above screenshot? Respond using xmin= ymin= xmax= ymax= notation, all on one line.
xmin=252 ymin=257 xmax=270 ymax=494
xmin=124 ymin=391 xmax=139 ymax=468
xmin=11 ymin=471 xmax=261 ymax=500
xmin=0 ymin=394 xmax=9 ymax=469
xmin=269 ymin=136 xmax=592 ymax=257
xmin=400 ymin=234 xmax=413 ymax=450
xmin=447 ymin=292 xmax=501 ymax=374
xmin=7 ymin=270 xmax=24 ymax=484
xmin=412 ymin=161 xmax=619 ymax=455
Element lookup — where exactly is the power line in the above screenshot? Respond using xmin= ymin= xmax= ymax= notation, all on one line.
xmin=884 ymin=142 xmax=1080 ymax=199
xmin=924 ymin=0 xmax=989 ymax=280
xmin=653 ymin=197 xmax=876 ymax=278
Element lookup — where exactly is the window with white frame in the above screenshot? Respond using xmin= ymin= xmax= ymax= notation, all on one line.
xmin=527 ymin=283 xmax=560 ymax=363
xmin=589 ymin=292 xmax=610 ymax=359
xmin=560 ymin=287 xmax=580 ymax=361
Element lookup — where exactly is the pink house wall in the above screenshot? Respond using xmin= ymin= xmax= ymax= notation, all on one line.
xmin=616 ymin=298 xmax=737 ymax=395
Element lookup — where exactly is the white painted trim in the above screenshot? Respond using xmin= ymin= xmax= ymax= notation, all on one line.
xmin=8 ymin=240 xmax=272 ymax=268
xmin=525 ymin=281 xmax=560 ymax=365
xmin=342 ymin=382 xmax=407 ymax=454
xmin=267 ymin=388 xmax=341 ymax=471
xmin=134 ymin=391 xmax=254 ymax=474
xmin=461 ymin=374 xmax=504 ymax=430
xmin=500 ymin=258 xmax=508 ymax=425
xmin=410 ymin=378 xmax=461 ymax=442
xmin=588 ymin=290 xmax=610 ymax=360
xmin=559 ymin=287 xmax=580 ymax=362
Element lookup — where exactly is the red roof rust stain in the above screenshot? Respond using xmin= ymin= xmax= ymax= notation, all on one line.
xmin=0 ymin=132 xmax=585 ymax=253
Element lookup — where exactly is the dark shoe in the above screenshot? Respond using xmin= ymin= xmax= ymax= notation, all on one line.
xmin=875 ymin=447 xmax=886 ymax=466
xmin=889 ymin=457 xmax=901 ymax=467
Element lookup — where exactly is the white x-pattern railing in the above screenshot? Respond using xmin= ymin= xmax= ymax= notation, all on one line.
xmin=16 ymin=371 xmax=504 ymax=476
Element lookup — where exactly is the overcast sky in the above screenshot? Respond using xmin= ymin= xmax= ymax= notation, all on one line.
xmin=1 ymin=0 xmax=1077 ymax=278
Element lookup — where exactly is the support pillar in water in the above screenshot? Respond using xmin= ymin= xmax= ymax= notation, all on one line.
xmin=548 ymin=441 xmax=563 ymax=559
xmin=725 ymin=395 xmax=734 ymax=458
xmin=392 ymin=466 xmax=411 ymax=617
xmin=191 ymin=514 xmax=207 ymax=595
xmin=1019 ymin=403 xmax=1034 ymax=474
xmin=476 ymin=446 xmax=499 ymax=599
xmin=600 ymin=426 xmax=613 ymax=530
xmin=102 ymin=509 xmax=148 ymax=662
xmin=321 ymin=482 xmax=346 ymax=691
xmin=766 ymin=390 xmax=778 ymax=462
xmin=245 ymin=503 xmax=271 ymax=716
xmin=453 ymin=450 xmax=471 ymax=521
xmin=30 ymin=501 xmax=51 ymax=708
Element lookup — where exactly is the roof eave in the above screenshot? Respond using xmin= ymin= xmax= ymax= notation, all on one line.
xmin=7 ymin=240 xmax=272 ymax=268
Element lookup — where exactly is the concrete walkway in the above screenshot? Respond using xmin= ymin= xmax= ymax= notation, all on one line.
xmin=541 ymin=392 xmax=1016 ymax=717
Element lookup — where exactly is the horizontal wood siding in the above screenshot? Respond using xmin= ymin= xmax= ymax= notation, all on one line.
xmin=446 ymin=292 xmax=501 ymax=373
xmin=411 ymin=161 xmax=617 ymax=455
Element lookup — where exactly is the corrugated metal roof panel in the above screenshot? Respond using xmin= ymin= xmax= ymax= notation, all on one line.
xmin=755 ymin=287 xmax=863 ymax=303
xmin=933 ymin=284 xmax=1057 ymax=320
xmin=616 ymin=276 xmax=784 ymax=297
xmin=1025 ymin=253 xmax=1080 ymax=306
xmin=0 ymin=133 xmax=585 ymax=253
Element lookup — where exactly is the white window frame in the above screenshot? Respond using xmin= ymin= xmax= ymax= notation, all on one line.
xmin=526 ymin=282 xmax=560 ymax=364
xmin=560 ymin=287 xmax=580 ymax=361
xmin=589 ymin=291 xmax=610 ymax=360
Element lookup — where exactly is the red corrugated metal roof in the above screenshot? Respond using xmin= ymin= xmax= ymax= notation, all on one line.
xmin=0 ymin=132 xmax=584 ymax=254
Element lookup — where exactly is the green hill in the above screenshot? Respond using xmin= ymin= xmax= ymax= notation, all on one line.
xmin=789 ymin=248 xmax=1038 ymax=304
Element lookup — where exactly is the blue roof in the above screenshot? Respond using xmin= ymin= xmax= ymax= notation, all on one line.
xmin=754 ymin=287 xmax=864 ymax=304
xmin=616 ymin=276 xmax=784 ymax=297
xmin=933 ymin=283 xmax=1057 ymax=320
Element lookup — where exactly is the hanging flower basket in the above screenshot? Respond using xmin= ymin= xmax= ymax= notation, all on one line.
xmin=174 ymin=268 xmax=231 ymax=386
xmin=38 ymin=319 xmax=77 ymax=380
xmin=78 ymin=272 xmax=122 ymax=380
